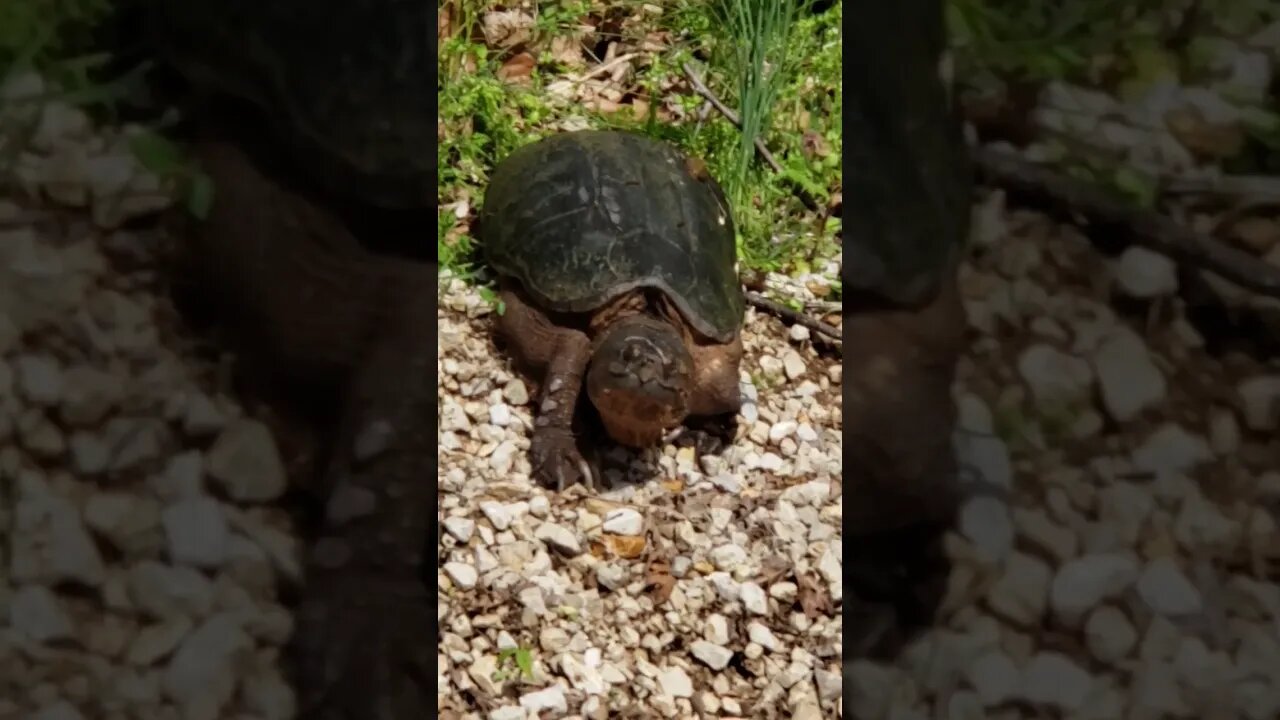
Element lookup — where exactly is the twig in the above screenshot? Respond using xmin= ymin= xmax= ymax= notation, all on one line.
xmin=571 ymin=52 xmax=640 ymax=84
xmin=1160 ymin=174 xmax=1280 ymax=204
xmin=746 ymin=291 xmax=841 ymax=340
xmin=972 ymin=147 xmax=1280 ymax=298
xmin=803 ymin=299 xmax=844 ymax=314
xmin=681 ymin=63 xmax=784 ymax=174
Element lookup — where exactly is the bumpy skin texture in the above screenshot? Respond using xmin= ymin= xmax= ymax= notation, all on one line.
xmin=150 ymin=0 xmax=434 ymax=209
xmin=496 ymin=283 xmax=742 ymax=489
xmin=484 ymin=131 xmax=745 ymax=489
xmin=840 ymin=0 xmax=972 ymax=662
xmin=180 ymin=142 xmax=434 ymax=718
xmin=481 ymin=130 xmax=745 ymax=343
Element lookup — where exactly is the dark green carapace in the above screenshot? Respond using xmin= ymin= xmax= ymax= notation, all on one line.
xmin=481 ymin=131 xmax=745 ymax=343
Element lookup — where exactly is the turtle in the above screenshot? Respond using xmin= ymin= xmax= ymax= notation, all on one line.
xmin=145 ymin=1 xmax=437 ymax=717
xmin=839 ymin=0 xmax=974 ymax=657
xmin=479 ymin=130 xmax=746 ymax=489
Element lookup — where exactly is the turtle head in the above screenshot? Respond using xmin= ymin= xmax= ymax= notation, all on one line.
xmin=586 ymin=315 xmax=694 ymax=447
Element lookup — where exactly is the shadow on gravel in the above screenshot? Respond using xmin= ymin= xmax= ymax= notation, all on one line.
xmin=843 ymin=519 xmax=954 ymax=659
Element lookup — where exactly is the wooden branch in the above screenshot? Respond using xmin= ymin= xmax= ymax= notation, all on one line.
xmin=746 ymin=291 xmax=841 ymax=341
xmin=681 ymin=62 xmax=784 ymax=174
xmin=972 ymin=147 xmax=1280 ymax=297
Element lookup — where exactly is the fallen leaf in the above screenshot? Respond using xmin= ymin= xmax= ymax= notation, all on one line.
xmin=801 ymin=131 xmax=830 ymax=159
xmin=438 ymin=6 xmax=453 ymax=40
xmin=602 ymin=533 xmax=646 ymax=559
xmin=1229 ymin=216 xmax=1280 ymax=255
xmin=548 ymin=35 xmax=586 ymax=69
xmin=482 ymin=10 xmax=534 ymax=49
xmin=797 ymin=571 xmax=831 ymax=619
xmin=497 ymin=53 xmax=536 ymax=85
xmin=1165 ymin=106 xmax=1245 ymax=160
xmin=659 ymin=477 xmax=684 ymax=493
xmin=644 ymin=559 xmax=676 ymax=604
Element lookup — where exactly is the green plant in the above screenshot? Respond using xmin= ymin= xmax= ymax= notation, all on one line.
xmin=0 ymin=0 xmax=114 ymax=79
xmin=493 ymin=646 xmax=535 ymax=682
xmin=129 ymin=129 xmax=214 ymax=219
xmin=705 ymin=0 xmax=815 ymax=207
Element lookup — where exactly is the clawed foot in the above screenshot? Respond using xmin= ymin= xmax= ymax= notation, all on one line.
xmin=530 ymin=427 xmax=593 ymax=490
xmin=672 ymin=413 xmax=738 ymax=456
xmin=292 ymin=573 xmax=433 ymax=720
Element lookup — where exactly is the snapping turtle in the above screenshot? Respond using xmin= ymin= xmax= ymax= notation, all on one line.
xmin=841 ymin=0 xmax=972 ymax=656
xmin=481 ymin=130 xmax=746 ymax=489
xmin=148 ymin=1 xmax=435 ymax=717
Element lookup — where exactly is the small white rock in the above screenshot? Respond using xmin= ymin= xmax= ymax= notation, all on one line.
xmin=1113 ymin=246 xmax=1178 ymax=298
xmin=1085 ymin=605 xmax=1138 ymax=663
xmin=10 ymin=584 xmax=74 ymax=642
xmin=657 ymin=666 xmax=693 ymax=698
xmin=534 ymin=522 xmax=581 ymax=555
xmin=162 ymin=497 xmax=231 ymax=568
xmin=205 ymin=419 xmax=287 ymax=502
xmin=602 ymin=508 xmax=644 ymax=536
xmin=1136 ymin=557 xmax=1203 ymax=616
xmin=740 ymin=582 xmax=769 ymax=615
xmin=1091 ymin=329 xmax=1166 ymax=422
xmin=445 ymin=562 xmax=479 ymax=589
xmin=14 ymin=354 xmax=64 ymax=405
xmin=1018 ymin=652 xmax=1093 ymax=711
xmin=959 ymin=496 xmax=1014 ymax=563
xmin=690 ymin=640 xmax=734 ymax=670
xmin=1050 ymin=553 xmax=1140 ymax=624
xmin=1238 ymin=375 xmax=1280 ymax=431
xmin=518 ymin=685 xmax=567 ymax=714
xmin=443 ymin=516 xmax=476 ymax=543
xmin=781 ymin=349 xmax=807 ymax=380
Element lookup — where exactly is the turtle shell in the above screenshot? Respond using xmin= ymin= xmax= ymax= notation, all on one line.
xmin=842 ymin=0 xmax=970 ymax=306
xmin=150 ymin=0 xmax=434 ymax=209
xmin=481 ymin=131 xmax=744 ymax=343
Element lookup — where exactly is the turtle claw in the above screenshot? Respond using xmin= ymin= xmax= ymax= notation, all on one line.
xmin=530 ymin=428 xmax=589 ymax=490
xmin=292 ymin=573 xmax=432 ymax=719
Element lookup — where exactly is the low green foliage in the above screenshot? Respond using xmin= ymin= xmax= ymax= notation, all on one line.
xmin=129 ymin=129 xmax=215 ymax=219
xmin=493 ymin=646 xmax=536 ymax=682
xmin=437 ymin=0 xmax=843 ymax=279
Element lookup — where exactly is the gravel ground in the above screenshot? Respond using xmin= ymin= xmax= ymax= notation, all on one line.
xmin=5 ymin=36 xmax=1280 ymax=720
xmin=437 ymin=277 xmax=844 ymax=719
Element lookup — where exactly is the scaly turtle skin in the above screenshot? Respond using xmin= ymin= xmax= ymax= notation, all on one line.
xmin=148 ymin=0 xmax=436 ymax=715
xmin=481 ymin=130 xmax=745 ymax=488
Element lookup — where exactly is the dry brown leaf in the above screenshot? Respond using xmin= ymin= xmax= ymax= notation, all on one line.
xmin=1165 ymin=106 xmax=1246 ymax=160
xmin=438 ymin=6 xmax=453 ymax=41
xmin=1229 ymin=216 xmax=1280 ymax=255
xmin=797 ymin=571 xmax=831 ymax=619
xmin=548 ymin=35 xmax=587 ymax=69
xmin=497 ymin=53 xmax=536 ymax=85
xmin=644 ymin=559 xmax=677 ymax=604
xmin=482 ymin=10 xmax=534 ymax=50
xmin=802 ymin=131 xmax=830 ymax=159
xmin=659 ymin=476 xmax=684 ymax=493
xmin=602 ymin=534 xmax=647 ymax=559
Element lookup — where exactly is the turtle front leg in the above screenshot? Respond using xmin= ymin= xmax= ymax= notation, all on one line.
xmin=529 ymin=334 xmax=593 ymax=489
xmin=292 ymin=309 xmax=435 ymax=719
xmin=497 ymin=287 xmax=593 ymax=489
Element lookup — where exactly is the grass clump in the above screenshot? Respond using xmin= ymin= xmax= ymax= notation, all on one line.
xmin=436 ymin=0 xmax=843 ymax=281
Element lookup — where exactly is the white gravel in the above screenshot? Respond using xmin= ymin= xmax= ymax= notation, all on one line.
xmin=6 ymin=30 xmax=1280 ymax=718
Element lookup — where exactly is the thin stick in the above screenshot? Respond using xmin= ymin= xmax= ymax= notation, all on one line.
xmin=682 ymin=63 xmax=784 ymax=174
xmin=1160 ymin=174 xmax=1280 ymax=203
xmin=973 ymin=147 xmax=1280 ymax=297
xmin=746 ymin=291 xmax=841 ymax=340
